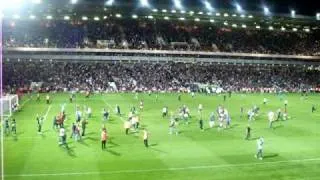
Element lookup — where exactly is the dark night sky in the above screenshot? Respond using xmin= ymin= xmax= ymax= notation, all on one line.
xmin=120 ymin=0 xmax=320 ymax=16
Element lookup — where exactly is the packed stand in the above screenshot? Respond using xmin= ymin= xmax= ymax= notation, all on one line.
xmin=3 ymin=20 xmax=320 ymax=55
xmin=3 ymin=61 xmax=320 ymax=93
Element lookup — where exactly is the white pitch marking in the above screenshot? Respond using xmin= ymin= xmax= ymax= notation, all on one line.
xmin=4 ymin=157 xmax=320 ymax=177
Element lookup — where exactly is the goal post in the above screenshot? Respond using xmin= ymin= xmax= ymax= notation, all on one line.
xmin=0 ymin=95 xmax=19 ymax=118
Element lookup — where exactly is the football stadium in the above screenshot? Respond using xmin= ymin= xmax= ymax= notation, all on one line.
xmin=1 ymin=0 xmax=320 ymax=180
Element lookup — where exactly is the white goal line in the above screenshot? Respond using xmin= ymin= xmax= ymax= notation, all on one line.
xmin=4 ymin=157 xmax=320 ymax=178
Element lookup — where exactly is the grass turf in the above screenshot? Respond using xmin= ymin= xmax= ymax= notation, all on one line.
xmin=2 ymin=93 xmax=320 ymax=180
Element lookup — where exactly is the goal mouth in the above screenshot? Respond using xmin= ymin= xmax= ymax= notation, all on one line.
xmin=0 ymin=94 xmax=19 ymax=118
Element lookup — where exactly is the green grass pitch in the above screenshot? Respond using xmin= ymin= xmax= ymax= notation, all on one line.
xmin=2 ymin=93 xmax=320 ymax=180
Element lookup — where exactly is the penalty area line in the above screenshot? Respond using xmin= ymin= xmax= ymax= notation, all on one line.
xmin=4 ymin=157 xmax=320 ymax=177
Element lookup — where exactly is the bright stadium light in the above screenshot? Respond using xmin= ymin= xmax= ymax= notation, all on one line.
xmin=105 ymin=0 xmax=114 ymax=6
xmin=13 ymin=14 xmax=20 ymax=19
xmin=0 ymin=0 xmax=24 ymax=11
xmin=46 ymin=15 xmax=52 ymax=20
xmin=268 ymin=26 xmax=274 ymax=30
xmin=292 ymin=28 xmax=298 ymax=32
xmin=189 ymin=11 xmax=194 ymax=15
xmin=179 ymin=17 xmax=185 ymax=21
xmin=181 ymin=10 xmax=186 ymax=14
xmin=210 ymin=19 xmax=214 ymax=23
xmin=235 ymin=3 xmax=242 ymax=12
xmin=281 ymin=26 xmax=286 ymax=31
xmin=152 ymin=8 xmax=158 ymax=12
xmin=207 ymin=12 xmax=212 ymax=15
xmin=32 ymin=0 xmax=41 ymax=4
xmin=248 ymin=15 xmax=253 ymax=18
xmin=241 ymin=24 xmax=247 ymax=28
xmin=140 ymin=0 xmax=150 ymax=7
xmin=198 ymin=11 xmax=203 ymax=15
xmin=232 ymin=24 xmax=237 ymax=28
xmin=162 ymin=9 xmax=167 ymax=13
xmin=171 ymin=9 xmax=177 ymax=13
xmin=29 ymin=14 xmax=36 ymax=19
xmin=223 ymin=21 xmax=228 ymax=26
xmin=264 ymin=6 xmax=270 ymax=15
xmin=132 ymin=14 xmax=138 ymax=19
xmin=147 ymin=15 xmax=153 ymax=19
xmin=164 ymin=16 xmax=170 ymax=20
xmin=173 ymin=0 xmax=183 ymax=10
xmin=82 ymin=16 xmax=88 ymax=21
xmin=203 ymin=0 xmax=214 ymax=11
xmin=223 ymin=13 xmax=229 ymax=17
xmin=64 ymin=15 xmax=70 ymax=20
xmin=240 ymin=14 xmax=245 ymax=18
xmin=194 ymin=18 xmax=200 ymax=22
xmin=256 ymin=25 xmax=261 ymax=29
xmin=94 ymin=16 xmax=100 ymax=21
xmin=304 ymin=28 xmax=310 ymax=32
xmin=291 ymin=10 xmax=296 ymax=17
xmin=115 ymin=13 xmax=122 ymax=18
xmin=70 ymin=0 xmax=77 ymax=4
xmin=316 ymin=13 xmax=320 ymax=20
xmin=215 ymin=12 xmax=220 ymax=16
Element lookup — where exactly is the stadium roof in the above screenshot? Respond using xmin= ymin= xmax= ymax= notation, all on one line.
xmin=1 ymin=0 xmax=319 ymax=31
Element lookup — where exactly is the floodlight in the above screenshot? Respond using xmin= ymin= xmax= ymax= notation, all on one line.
xmin=210 ymin=19 xmax=214 ymax=23
xmin=162 ymin=9 xmax=167 ymax=13
xmin=140 ymin=0 xmax=150 ymax=7
xmin=147 ymin=15 xmax=153 ymax=19
xmin=173 ymin=0 xmax=183 ymax=10
xmin=132 ymin=14 xmax=138 ymax=19
xmin=179 ymin=17 xmax=185 ymax=21
xmin=281 ymin=27 xmax=286 ymax=31
xmin=70 ymin=0 xmax=77 ymax=4
xmin=291 ymin=10 xmax=296 ymax=17
xmin=46 ymin=15 xmax=52 ymax=20
xmin=105 ymin=0 xmax=114 ymax=6
xmin=194 ymin=18 xmax=200 ymax=22
xmin=94 ymin=16 xmax=100 ymax=21
xmin=236 ymin=3 xmax=242 ymax=12
xmin=0 ymin=0 xmax=23 ymax=11
xmin=164 ymin=16 xmax=170 ymax=20
xmin=241 ymin=24 xmax=247 ymax=28
xmin=152 ymin=9 xmax=158 ymax=12
xmin=82 ymin=16 xmax=88 ymax=21
xmin=203 ymin=0 xmax=213 ymax=11
xmin=13 ymin=14 xmax=20 ymax=19
xmin=316 ymin=13 xmax=320 ymax=20
xmin=64 ymin=16 xmax=70 ymax=20
xmin=32 ymin=0 xmax=41 ymax=4
xmin=264 ymin=6 xmax=270 ymax=15
xmin=115 ymin=13 xmax=122 ymax=18
xmin=29 ymin=15 xmax=36 ymax=19
xmin=268 ymin=26 xmax=274 ymax=30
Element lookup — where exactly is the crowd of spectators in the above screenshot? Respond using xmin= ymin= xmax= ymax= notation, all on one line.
xmin=3 ymin=20 xmax=320 ymax=56
xmin=4 ymin=61 xmax=320 ymax=93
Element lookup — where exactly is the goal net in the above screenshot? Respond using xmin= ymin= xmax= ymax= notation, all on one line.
xmin=0 ymin=94 xmax=19 ymax=118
